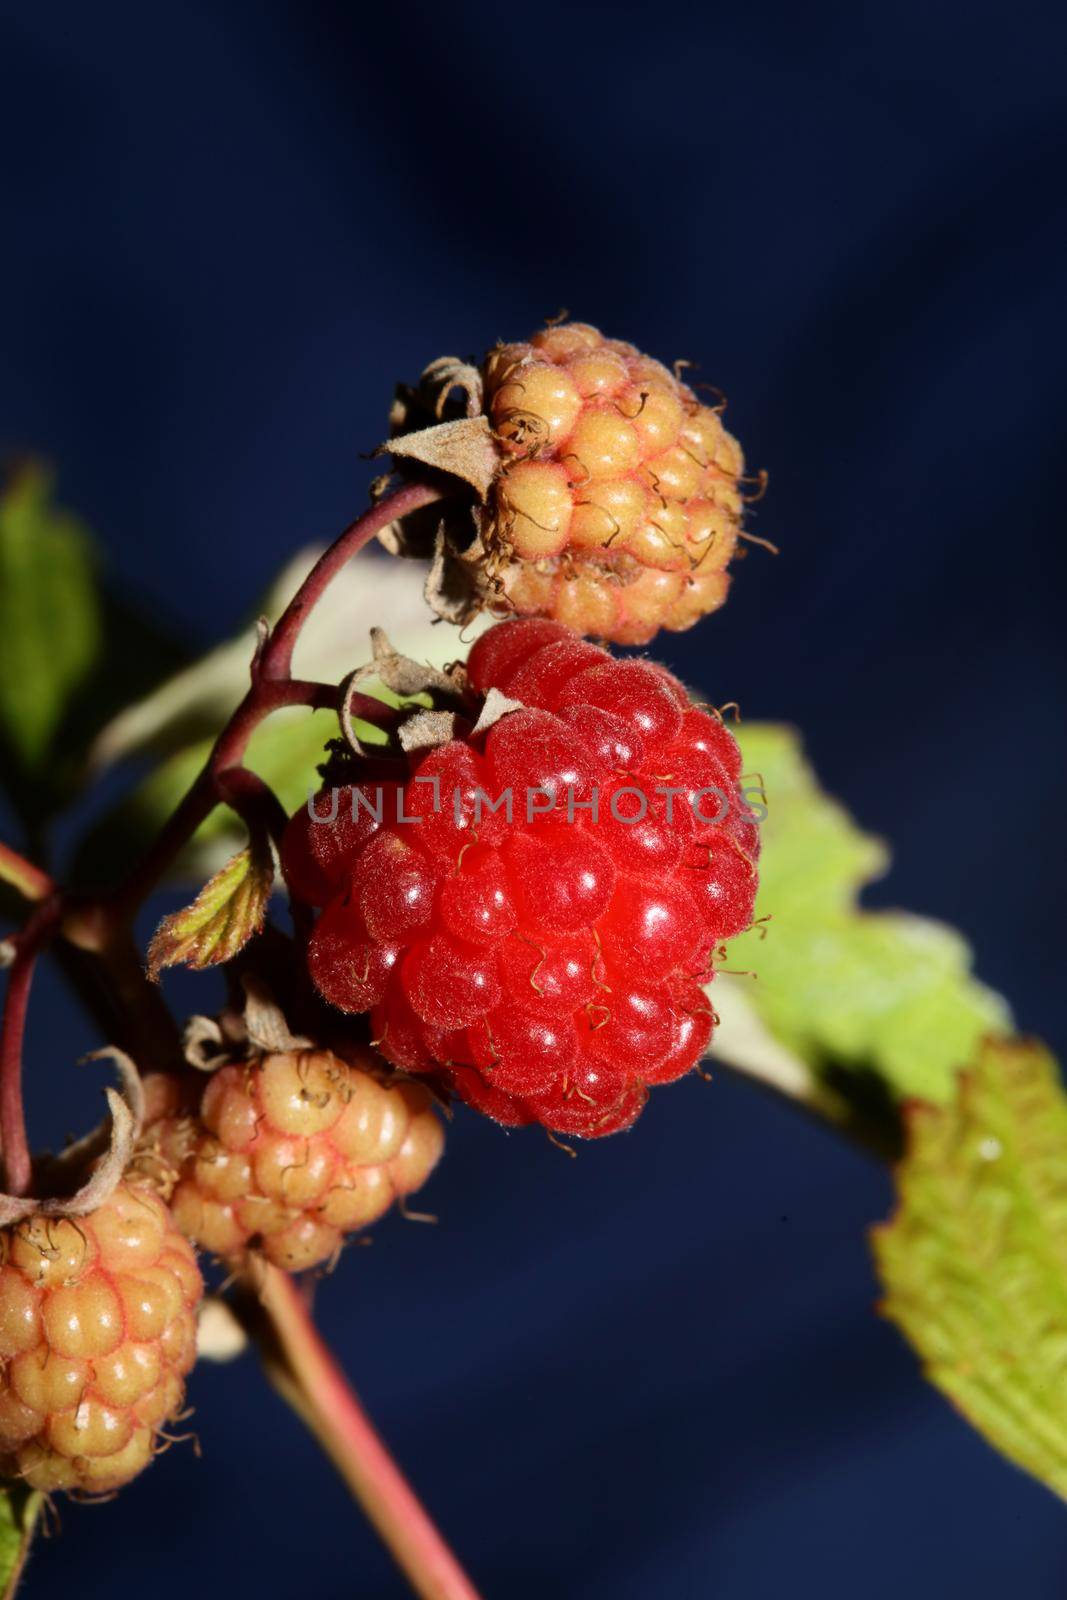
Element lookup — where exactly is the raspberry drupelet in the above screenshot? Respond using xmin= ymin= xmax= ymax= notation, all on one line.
xmin=480 ymin=323 xmax=746 ymax=644
xmin=285 ymin=619 xmax=760 ymax=1139
xmin=0 ymin=1183 xmax=203 ymax=1494
xmin=137 ymin=1050 xmax=444 ymax=1272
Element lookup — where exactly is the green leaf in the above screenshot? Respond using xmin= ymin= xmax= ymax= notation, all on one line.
xmin=872 ymin=1036 xmax=1067 ymax=1501
xmin=0 ymin=1485 xmax=43 ymax=1600
xmin=147 ymin=840 xmax=274 ymax=977
xmin=0 ymin=465 xmax=101 ymax=772
xmin=715 ymin=724 xmax=1008 ymax=1109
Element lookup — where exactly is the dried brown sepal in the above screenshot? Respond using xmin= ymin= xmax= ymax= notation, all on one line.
xmin=366 ymin=627 xmax=467 ymax=699
xmin=414 ymin=355 xmax=484 ymax=419
xmin=379 ymin=356 xmax=502 ymax=627
xmin=337 ymin=667 xmax=382 ymax=761
xmin=336 ymin=629 xmax=469 ymax=762
xmin=182 ymin=975 xmax=311 ymax=1077
xmin=387 ymin=354 xmax=484 ymax=435
xmin=381 ymin=416 xmax=498 ymax=501
xmin=397 ymin=709 xmax=459 ymax=753
xmin=423 ymin=521 xmax=485 ymax=625
xmin=182 ymin=1013 xmax=239 ymax=1073
xmin=0 ymin=1049 xmax=144 ymax=1227
xmin=469 ymin=687 xmax=525 ymax=737
xmin=240 ymin=974 xmax=313 ymax=1054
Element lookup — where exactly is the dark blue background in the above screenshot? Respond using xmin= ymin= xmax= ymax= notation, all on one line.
xmin=2 ymin=3 xmax=1065 ymax=1595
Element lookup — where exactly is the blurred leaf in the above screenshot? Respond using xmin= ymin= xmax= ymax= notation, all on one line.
xmin=72 ymin=558 xmax=489 ymax=887
xmin=148 ymin=840 xmax=273 ymax=977
xmin=72 ymin=706 xmax=357 ymax=888
xmin=0 ymin=464 xmax=100 ymax=772
xmin=872 ymin=1037 xmax=1067 ymax=1500
xmin=0 ymin=466 xmax=189 ymax=830
xmin=61 ymin=584 xmax=189 ymax=775
xmin=714 ymin=725 xmax=1008 ymax=1111
xmin=0 ymin=1484 xmax=43 ymax=1599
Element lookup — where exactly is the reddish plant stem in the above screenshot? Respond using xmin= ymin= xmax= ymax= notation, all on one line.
xmin=101 ymin=483 xmax=444 ymax=925
xmin=0 ymin=840 xmax=54 ymax=904
xmin=4 ymin=489 xmax=443 ymax=1182
xmin=0 ymin=957 xmax=36 ymax=1194
xmin=262 ymin=480 xmax=443 ymax=681
xmin=0 ymin=899 xmax=62 ymax=1194
xmin=248 ymin=1261 xmax=482 ymax=1600
xmin=215 ymin=766 xmax=291 ymax=851
xmin=4 ymin=484 xmax=448 ymax=1186
xmin=6 ymin=477 xmax=470 ymax=1584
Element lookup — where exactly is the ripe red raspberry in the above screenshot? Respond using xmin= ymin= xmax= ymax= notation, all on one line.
xmin=481 ymin=323 xmax=747 ymax=645
xmin=286 ymin=620 xmax=760 ymax=1139
xmin=138 ymin=1050 xmax=444 ymax=1272
xmin=0 ymin=1183 xmax=202 ymax=1494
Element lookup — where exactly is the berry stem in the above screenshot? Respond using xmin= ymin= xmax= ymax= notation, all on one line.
xmin=0 ymin=898 xmax=62 ymax=1194
xmin=102 ymin=678 xmax=336 ymax=923
xmin=261 ymin=480 xmax=443 ymax=681
xmin=215 ymin=766 xmax=291 ymax=851
xmin=0 ymin=485 xmax=444 ymax=1185
xmin=244 ymin=1261 xmax=482 ymax=1600
xmin=0 ymin=839 xmax=54 ymax=904
xmin=0 ymin=953 xmax=36 ymax=1195
xmin=98 ymin=483 xmax=445 ymax=926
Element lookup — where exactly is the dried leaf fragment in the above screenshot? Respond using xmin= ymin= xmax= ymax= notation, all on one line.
xmin=382 ymin=416 xmax=499 ymax=500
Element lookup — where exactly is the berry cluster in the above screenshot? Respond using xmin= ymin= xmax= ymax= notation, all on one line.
xmin=285 ymin=619 xmax=760 ymax=1138
xmin=138 ymin=1050 xmax=444 ymax=1272
xmin=479 ymin=322 xmax=745 ymax=645
xmin=0 ymin=1183 xmax=202 ymax=1493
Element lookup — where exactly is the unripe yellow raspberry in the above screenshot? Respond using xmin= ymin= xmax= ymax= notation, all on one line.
xmin=384 ymin=321 xmax=759 ymax=647
xmin=139 ymin=1050 xmax=444 ymax=1273
xmin=479 ymin=324 xmax=744 ymax=643
xmin=0 ymin=1182 xmax=202 ymax=1494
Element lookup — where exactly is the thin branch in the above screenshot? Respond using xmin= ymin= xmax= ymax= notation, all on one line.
xmin=0 ymin=953 xmax=36 ymax=1194
xmin=238 ymin=1261 xmax=482 ymax=1600
xmin=94 ymin=671 xmax=338 ymax=921
xmin=0 ymin=900 xmax=62 ymax=1194
xmin=215 ymin=766 xmax=291 ymax=852
xmin=261 ymin=480 xmax=443 ymax=681
xmin=93 ymin=483 xmax=444 ymax=930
